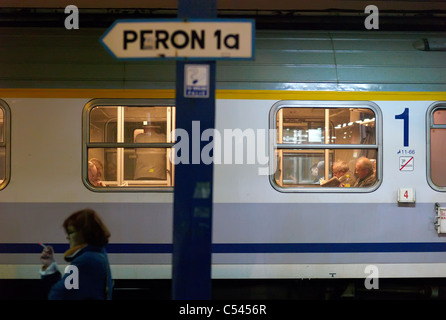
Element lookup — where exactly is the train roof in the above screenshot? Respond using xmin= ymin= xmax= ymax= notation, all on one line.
xmin=0 ymin=28 xmax=445 ymax=92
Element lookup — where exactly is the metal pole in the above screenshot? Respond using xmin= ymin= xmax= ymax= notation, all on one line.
xmin=172 ymin=0 xmax=217 ymax=300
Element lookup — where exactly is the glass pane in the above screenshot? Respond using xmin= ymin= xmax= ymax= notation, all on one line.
xmin=125 ymin=106 xmax=169 ymax=144
xmin=278 ymin=107 xmax=376 ymax=145
xmin=431 ymin=129 xmax=446 ymax=186
xmin=133 ymin=147 xmax=168 ymax=180
xmin=90 ymin=106 xmax=173 ymax=144
xmin=275 ymin=149 xmax=377 ymax=188
xmin=278 ymin=108 xmax=327 ymax=144
xmin=282 ymin=150 xmax=330 ymax=185
xmin=88 ymin=147 xmax=173 ymax=188
xmin=0 ymin=108 xmax=4 ymax=143
xmin=89 ymin=106 xmax=118 ymax=143
xmin=332 ymin=108 xmax=376 ymax=145
xmin=433 ymin=109 xmax=446 ymax=125
xmin=0 ymin=146 xmax=5 ymax=182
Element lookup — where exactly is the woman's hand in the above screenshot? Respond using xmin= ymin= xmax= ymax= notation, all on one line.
xmin=40 ymin=246 xmax=55 ymax=271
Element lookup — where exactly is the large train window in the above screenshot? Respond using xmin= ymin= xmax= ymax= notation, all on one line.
xmin=0 ymin=100 xmax=10 ymax=190
xmin=271 ymin=101 xmax=381 ymax=192
xmin=83 ymin=99 xmax=175 ymax=191
xmin=428 ymin=102 xmax=446 ymax=191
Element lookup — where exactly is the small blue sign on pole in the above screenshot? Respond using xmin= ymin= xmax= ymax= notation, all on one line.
xmin=184 ymin=64 xmax=210 ymax=98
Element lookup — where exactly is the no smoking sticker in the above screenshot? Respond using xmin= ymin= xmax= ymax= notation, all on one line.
xmin=399 ymin=156 xmax=414 ymax=171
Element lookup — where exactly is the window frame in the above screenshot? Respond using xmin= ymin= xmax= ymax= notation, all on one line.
xmin=427 ymin=101 xmax=446 ymax=192
xmin=83 ymin=98 xmax=175 ymax=192
xmin=269 ymin=100 xmax=382 ymax=193
xmin=0 ymin=99 xmax=10 ymax=190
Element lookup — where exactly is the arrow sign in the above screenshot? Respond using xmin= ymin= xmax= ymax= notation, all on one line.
xmin=100 ymin=19 xmax=255 ymax=60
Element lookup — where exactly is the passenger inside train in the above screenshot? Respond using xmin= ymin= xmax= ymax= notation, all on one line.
xmin=89 ymin=158 xmax=106 ymax=187
xmin=332 ymin=160 xmax=356 ymax=187
xmin=88 ymin=160 xmax=105 ymax=187
xmin=275 ymin=106 xmax=378 ymax=189
xmin=87 ymin=105 xmax=174 ymax=189
xmin=319 ymin=157 xmax=376 ymax=188
xmin=352 ymin=156 xmax=376 ymax=188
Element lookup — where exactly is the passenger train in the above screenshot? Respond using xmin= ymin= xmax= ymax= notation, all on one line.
xmin=1 ymin=26 xmax=446 ymax=299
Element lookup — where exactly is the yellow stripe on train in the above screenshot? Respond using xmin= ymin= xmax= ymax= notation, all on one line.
xmin=1 ymin=88 xmax=446 ymax=101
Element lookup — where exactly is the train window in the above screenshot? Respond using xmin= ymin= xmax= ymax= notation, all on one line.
xmin=271 ymin=101 xmax=381 ymax=192
xmin=433 ymin=109 xmax=446 ymax=125
xmin=428 ymin=103 xmax=446 ymax=190
xmin=0 ymin=100 xmax=10 ymax=190
xmin=84 ymin=100 xmax=175 ymax=191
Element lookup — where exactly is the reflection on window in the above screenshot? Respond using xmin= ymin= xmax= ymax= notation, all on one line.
xmin=0 ymin=100 xmax=9 ymax=189
xmin=429 ymin=105 xmax=446 ymax=189
xmin=0 ymin=109 xmax=4 ymax=182
xmin=273 ymin=104 xmax=379 ymax=190
xmin=86 ymin=102 xmax=175 ymax=189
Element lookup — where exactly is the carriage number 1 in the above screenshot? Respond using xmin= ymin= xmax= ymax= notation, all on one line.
xmin=395 ymin=108 xmax=409 ymax=147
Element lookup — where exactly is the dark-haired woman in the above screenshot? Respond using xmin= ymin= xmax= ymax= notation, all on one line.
xmin=39 ymin=209 xmax=113 ymax=300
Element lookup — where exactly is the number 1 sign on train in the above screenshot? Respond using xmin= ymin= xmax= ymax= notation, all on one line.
xmin=100 ymin=19 xmax=255 ymax=60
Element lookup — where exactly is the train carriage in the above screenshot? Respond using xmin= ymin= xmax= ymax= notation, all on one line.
xmin=1 ymin=26 xmax=446 ymax=299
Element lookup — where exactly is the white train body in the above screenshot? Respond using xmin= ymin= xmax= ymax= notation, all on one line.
xmin=1 ymin=27 xmax=446 ymax=285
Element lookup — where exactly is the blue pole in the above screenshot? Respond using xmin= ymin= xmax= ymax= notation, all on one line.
xmin=172 ymin=0 xmax=217 ymax=300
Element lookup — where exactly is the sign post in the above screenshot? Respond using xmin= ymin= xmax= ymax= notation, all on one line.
xmin=172 ymin=0 xmax=216 ymax=301
xmin=99 ymin=2 xmax=254 ymax=299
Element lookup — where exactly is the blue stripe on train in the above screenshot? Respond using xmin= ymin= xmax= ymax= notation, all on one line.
xmin=1 ymin=242 xmax=446 ymax=254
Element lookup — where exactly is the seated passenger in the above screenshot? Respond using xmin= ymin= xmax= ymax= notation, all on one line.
xmin=352 ymin=157 xmax=376 ymax=188
xmin=89 ymin=158 xmax=105 ymax=186
xmin=88 ymin=161 xmax=105 ymax=187
xmin=333 ymin=160 xmax=356 ymax=187
xmin=312 ymin=160 xmax=326 ymax=183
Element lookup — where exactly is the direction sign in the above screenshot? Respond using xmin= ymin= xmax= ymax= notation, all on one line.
xmin=100 ymin=19 xmax=255 ymax=60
